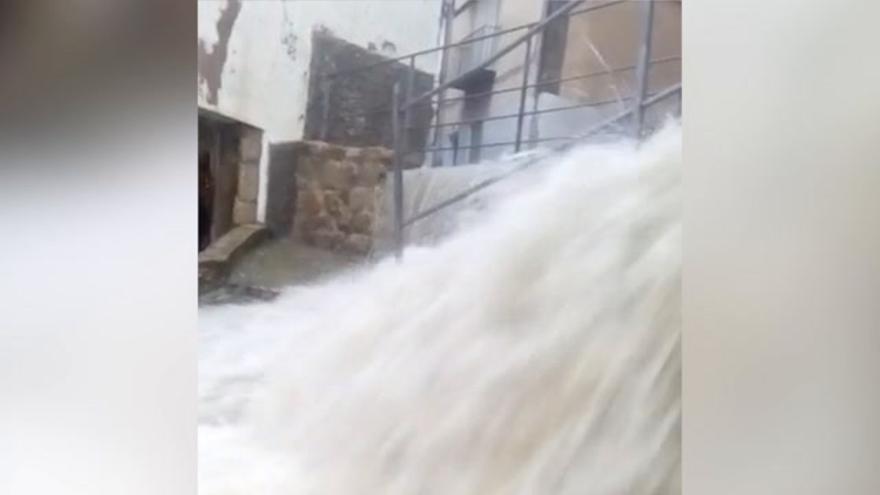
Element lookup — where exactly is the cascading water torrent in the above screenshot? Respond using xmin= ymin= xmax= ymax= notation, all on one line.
xmin=199 ymin=125 xmax=681 ymax=495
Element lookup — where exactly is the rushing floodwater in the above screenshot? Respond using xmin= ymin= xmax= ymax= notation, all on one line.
xmin=199 ymin=126 xmax=681 ymax=495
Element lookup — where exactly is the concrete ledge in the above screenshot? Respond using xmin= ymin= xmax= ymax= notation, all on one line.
xmin=199 ymin=224 xmax=269 ymax=293
xmin=198 ymin=283 xmax=280 ymax=306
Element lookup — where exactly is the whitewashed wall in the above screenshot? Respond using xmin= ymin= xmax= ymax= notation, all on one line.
xmin=198 ymin=0 xmax=442 ymax=220
xmin=198 ymin=0 xmax=441 ymax=141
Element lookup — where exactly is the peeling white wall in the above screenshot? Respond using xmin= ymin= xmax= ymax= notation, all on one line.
xmin=198 ymin=0 xmax=442 ymax=142
xmin=198 ymin=0 xmax=441 ymax=222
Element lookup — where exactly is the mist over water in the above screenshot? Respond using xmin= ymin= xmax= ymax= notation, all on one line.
xmin=199 ymin=126 xmax=681 ymax=494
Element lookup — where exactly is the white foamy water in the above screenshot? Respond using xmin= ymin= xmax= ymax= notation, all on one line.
xmin=199 ymin=126 xmax=681 ymax=495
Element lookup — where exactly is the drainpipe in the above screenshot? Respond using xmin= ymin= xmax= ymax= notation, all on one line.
xmin=429 ymin=0 xmax=455 ymax=167
xmin=631 ymin=0 xmax=656 ymax=139
xmin=528 ymin=0 xmax=553 ymax=147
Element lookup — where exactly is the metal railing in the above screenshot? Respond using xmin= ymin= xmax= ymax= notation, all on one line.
xmin=315 ymin=0 xmax=681 ymax=259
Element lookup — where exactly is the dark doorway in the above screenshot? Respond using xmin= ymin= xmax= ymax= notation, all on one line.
xmin=537 ymin=0 xmax=571 ymax=95
xmin=198 ymin=111 xmax=262 ymax=251
xmin=198 ymin=147 xmax=213 ymax=251
xmin=198 ymin=113 xmax=237 ymax=252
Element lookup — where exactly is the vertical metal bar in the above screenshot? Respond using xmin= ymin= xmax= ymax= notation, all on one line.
xmin=631 ymin=0 xmax=655 ymax=139
xmin=320 ymin=74 xmax=331 ymax=141
xmin=391 ymin=81 xmax=405 ymax=260
xmin=431 ymin=0 xmax=455 ymax=166
xmin=529 ymin=0 xmax=552 ymax=147
xmin=390 ymin=57 xmax=417 ymax=259
xmin=405 ymin=57 xmax=417 ymax=146
xmin=514 ymin=36 xmax=533 ymax=152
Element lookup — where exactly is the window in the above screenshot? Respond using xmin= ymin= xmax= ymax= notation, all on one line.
xmin=469 ymin=0 xmax=500 ymax=30
xmin=536 ymin=0 xmax=571 ymax=95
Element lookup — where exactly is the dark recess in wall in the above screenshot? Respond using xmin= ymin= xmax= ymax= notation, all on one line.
xmin=304 ymin=30 xmax=435 ymax=168
xmin=198 ymin=114 xmax=241 ymax=243
xmin=265 ymin=142 xmax=300 ymax=237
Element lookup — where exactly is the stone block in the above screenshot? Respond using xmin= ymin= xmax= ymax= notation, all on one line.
xmin=362 ymin=146 xmax=394 ymax=165
xmin=240 ymin=127 xmax=263 ymax=163
xmin=347 ymin=186 xmax=376 ymax=213
xmin=323 ymin=190 xmax=352 ymax=229
xmin=323 ymin=189 xmax=344 ymax=215
xmin=296 ymin=186 xmax=325 ymax=218
xmin=350 ymin=210 xmax=374 ymax=235
xmin=233 ymin=198 xmax=257 ymax=225
xmin=318 ymin=159 xmax=356 ymax=190
xmin=355 ymin=159 xmax=387 ymax=186
xmin=342 ymin=233 xmax=372 ymax=255
xmin=344 ymin=147 xmax=363 ymax=162
xmin=321 ymin=144 xmax=348 ymax=161
xmin=300 ymin=212 xmax=336 ymax=235
xmin=237 ymin=162 xmax=260 ymax=202
xmin=312 ymin=228 xmax=345 ymax=249
xmin=299 ymin=140 xmax=347 ymax=161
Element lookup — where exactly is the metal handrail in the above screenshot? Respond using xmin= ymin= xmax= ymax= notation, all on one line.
xmin=402 ymin=83 xmax=681 ymax=228
xmin=408 ymin=89 xmax=671 ymax=132
xmin=314 ymin=0 xmax=679 ymax=258
xmin=406 ymin=0 xmax=627 ymax=109
xmin=437 ymin=55 xmax=681 ymax=105
xmin=316 ymin=56 xmax=680 ymax=127
xmin=323 ymin=0 xmax=624 ymax=80
xmin=405 ymin=136 xmax=574 ymax=156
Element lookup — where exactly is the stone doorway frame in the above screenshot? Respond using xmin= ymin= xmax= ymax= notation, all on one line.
xmin=198 ymin=109 xmax=263 ymax=246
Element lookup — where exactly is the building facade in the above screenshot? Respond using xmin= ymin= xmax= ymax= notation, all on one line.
xmin=433 ymin=0 xmax=681 ymax=166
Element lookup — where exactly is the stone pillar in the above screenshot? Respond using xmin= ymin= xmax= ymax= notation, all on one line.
xmin=293 ymin=141 xmax=392 ymax=255
xmin=233 ymin=125 xmax=262 ymax=225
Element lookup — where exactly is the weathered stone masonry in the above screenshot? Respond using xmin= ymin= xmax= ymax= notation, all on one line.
xmin=304 ymin=30 xmax=434 ymax=169
xmin=291 ymin=141 xmax=393 ymax=255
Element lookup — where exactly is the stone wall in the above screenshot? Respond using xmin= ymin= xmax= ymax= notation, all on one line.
xmin=304 ymin=30 xmax=434 ymax=168
xmin=293 ymin=141 xmax=393 ymax=254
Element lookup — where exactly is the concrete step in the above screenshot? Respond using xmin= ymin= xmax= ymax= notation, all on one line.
xmin=199 ymin=224 xmax=269 ymax=293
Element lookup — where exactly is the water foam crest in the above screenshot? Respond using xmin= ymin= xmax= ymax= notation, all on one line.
xmin=199 ymin=125 xmax=681 ymax=495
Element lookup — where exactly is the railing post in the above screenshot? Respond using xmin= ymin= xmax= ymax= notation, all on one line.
xmin=391 ymin=81 xmax=405 ymax=260
xmin=631 ymin=0 xmax=655 ymax=140
xmin=405 ymin=57 xmax=417 ymax=161
xmin=514 ymin=36 xmax=532 ymax=152
xmin=430 ymin=0 xmax=455 ymax=167
xmin=320 ymin=74 xmax=331 ymax=141
xmin=391 ymin=58 xmax=416 ymax=260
